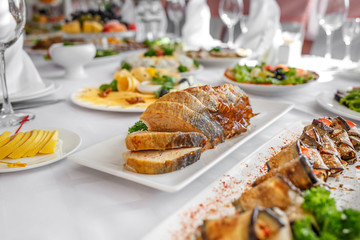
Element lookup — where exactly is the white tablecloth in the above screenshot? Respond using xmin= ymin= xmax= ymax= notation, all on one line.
xmin=0 ymin=53 xmax=358 ymax=240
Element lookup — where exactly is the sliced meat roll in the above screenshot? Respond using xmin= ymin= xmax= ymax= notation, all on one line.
xmin=140 ymin=101 xmax=223 ymax=148
xmin=123 ymin=147 xmax=202 ymax=174
xmin=125 ymin=131 xmax=207 ymax=151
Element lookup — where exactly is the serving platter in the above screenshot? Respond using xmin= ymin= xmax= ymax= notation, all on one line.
xmin=67 ymin=98 xmax=293 ymax=192
xmin=144 ymin=121 xmax=360 ymax=240
xmin=223 ymin=74 xmax=318 ymax=96
xmin=0 ymin=127 xmax=81 ymax=173
xmin=316 ymin=91 xmax=360 ymax=121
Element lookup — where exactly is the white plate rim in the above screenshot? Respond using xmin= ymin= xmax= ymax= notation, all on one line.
xmin=3 ymin=81 xmax=61 ymax=103
xmin=316 ymin=91 xmax=360 ymax=121
xmin=70 ymin=88 xmax=148 ymax=113
xmin=180 ymin=64 xmax=204 ymax=76
xmin=0 ymin=127 xmax=82 ymax=173
xmin=67 ymin=98 xmax=294 ymax=192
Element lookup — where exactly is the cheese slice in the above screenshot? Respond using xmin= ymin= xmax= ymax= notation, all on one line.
xmin=0 ymin=131 xmax=11 ymax=148
xmin=25 ymin=131 xmax=52 ymax=157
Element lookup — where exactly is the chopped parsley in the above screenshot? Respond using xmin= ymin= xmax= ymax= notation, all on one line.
xmin=128 ymin=120 xmax=148 ymax=133
xmin=178 ymin=65 xmax=188 ymax=72
xmin=121 ymin=61 xmax=131 ymax=71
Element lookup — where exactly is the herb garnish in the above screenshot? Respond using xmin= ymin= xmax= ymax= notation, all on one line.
xmin=128 ymin=120 xmax=148 ymax=133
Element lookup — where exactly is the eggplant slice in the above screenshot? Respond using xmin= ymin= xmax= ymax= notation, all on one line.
xmin=254 ymin=155 xmax=320 ymax=190
xmin=331 ymin=129 xmax=358 ymax=164
xmin=199 ymin=207 xmax=291 ymax=240
xmin=266 ymin=140 xmax=303 ymax=170
xmin=233 ymin=175 xmax=304 ymax=221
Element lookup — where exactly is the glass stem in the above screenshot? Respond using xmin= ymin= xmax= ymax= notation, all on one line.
xmin=344 ymin=43 xmax=351 ymax=62
xmin=325 ymin=30 xmax=332 ymax=59
xmin=227 ymin=25 xmax=235 ymax=48
xmin=0 ymin=50 xmax=14 ymax=115
xmin=174 ymin=21 xmax=180 ymax=38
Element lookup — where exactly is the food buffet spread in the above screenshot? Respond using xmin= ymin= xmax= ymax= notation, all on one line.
xmin=1 ymin=1 xmax=360 ymax=240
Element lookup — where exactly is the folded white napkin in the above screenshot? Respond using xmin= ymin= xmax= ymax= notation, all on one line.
xmin=235 ymin=0 xmax=282 ymax=64
xmin=182 ymin=0 xmax=221 ymax=49
xmin=4 ymin=36 xmax=46 ymax=96
xmin=121 ymin=0 xmax=136 ymax=23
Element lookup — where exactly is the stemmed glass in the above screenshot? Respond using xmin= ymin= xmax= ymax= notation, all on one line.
xmin=316 ymin=0 xmax=349 ymax=59
xmin=219 ymin=0 xmax=243 ymax=48
xmin=166 ymin=0 xmax=185 ymax=38
xmin=342 ymin=18 xmax=360 ymax=62
xmin=0 ymin=0 xmax=34 ymax=127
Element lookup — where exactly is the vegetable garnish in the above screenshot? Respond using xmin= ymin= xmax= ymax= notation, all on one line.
xmin=292 ymin=187 xmax=360 ymax=240
xmin=95 ymin=49 xmax=118 ymax=58
xmin=128 ymin=120 xmax=148 ymax=134
xmin=121 ymin=61 xmax=132 ymax=71
xmin=346 ymin=120 xmax=356 ymax=128
xmin=229 ymin=62 xmax=315 ymax=85
xmin=317 ymin=118 xmax=332 ymax=126
xmin=178 ymin=65 xmax=188 ymax=73
xmin=335 ymin=88 xmax=360 ymax=113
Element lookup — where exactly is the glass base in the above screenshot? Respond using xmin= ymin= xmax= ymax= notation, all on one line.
xmin=0 ymin=112 xmax=35 ymax=127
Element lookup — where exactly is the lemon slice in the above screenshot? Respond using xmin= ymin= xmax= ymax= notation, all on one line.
xmin=8 ymin=130 xmax=39 ymax=159
xmin=39 ymin=130 xmax=59 ymax=154
xmin=25 ymin=131 xmax=52 ymax=157
xmin=0 ymin=132 xmax=25 ymax=160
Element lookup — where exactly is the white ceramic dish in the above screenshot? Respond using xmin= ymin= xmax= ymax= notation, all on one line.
xmin=316 ymin=91 xmax=360 ymax=121
xmin=0 ymin=127 xmax=81 ymax=173
xmin=49 ymin=43 xmax=96 ymax=79
xmin=223 ymin=74 xmax=317 ymax=96
xmin=144 ymin=121 xmax=359 ymax=239
xmin=67 ymin=98 xmax=293 ymax=192
xmin=70 ymin=89 xmax=148 ymax=113
xmin=1 ymin=81 xmax=61 ymax=103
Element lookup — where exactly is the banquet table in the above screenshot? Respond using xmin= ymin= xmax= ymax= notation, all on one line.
xmin=1 ymin=51 xmax=359 ymax=240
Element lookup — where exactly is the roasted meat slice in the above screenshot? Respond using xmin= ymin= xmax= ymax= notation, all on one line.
xmin=125 ymin=131 xmax=207 ymax=151
xmin=123 ymin=147 xmax=202 ymax=174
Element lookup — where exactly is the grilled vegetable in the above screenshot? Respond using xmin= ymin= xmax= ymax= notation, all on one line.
xmin=233 ymin=175 xmax=304 ymax=221
xmin=254 ymin=155 xmax=320 ymax=190
xmin=199 ymin=207 xmax=291 ymax=240
xmin=266 ymin=140 xmax=303 ymax=170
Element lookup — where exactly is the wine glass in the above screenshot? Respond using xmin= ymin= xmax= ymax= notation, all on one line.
xmin=0 ymin=0 xmax=34 ymax=127
xmin=219 ymin=0 xmax=243 ymax=48
xmin=316 ymin=0 xmax=349 ymax=59
xmin=342 ymin=18 xmax=360 ymax=62
xmin=166 ymin=0 xmax=185 ymax=39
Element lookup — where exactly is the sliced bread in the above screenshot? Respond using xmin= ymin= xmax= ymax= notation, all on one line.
xmin=125 ymin=131 xmax=207 ymax=151
xmin=123 ymin=147 xmax=202 ymax=174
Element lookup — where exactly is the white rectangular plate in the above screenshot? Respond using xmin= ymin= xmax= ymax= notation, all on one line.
xmin=67 ymin=98 xmax=293 ymax=192
xmin=144 ymin=121 xmax=360 ymax=240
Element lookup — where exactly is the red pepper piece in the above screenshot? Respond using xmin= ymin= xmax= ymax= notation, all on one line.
xmin=318 ymin=118 xmax=331 ymax=126
xmin=346 ymin=120 xmax=356 ymax=128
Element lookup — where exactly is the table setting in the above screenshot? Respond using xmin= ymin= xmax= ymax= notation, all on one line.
xmin=1 ymin=0 xmax=360 ymax=239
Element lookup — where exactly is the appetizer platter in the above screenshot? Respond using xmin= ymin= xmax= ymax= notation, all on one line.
xmin=71 ymin=66 xmax=196 ymax=112
xmin=317 ymin=90 xmax=360 ymax=121
xmin=186 ymin=47 xmax=251 ymax=66
xmin=223 ymin=63 xmax=319 ymax=95
xmin=68 ymin=84 xmax=293 ymax=191
xmin=121 ymin=45 xmax=202 ymax=75
xmin=145 ymin=117 xmax=360 ymax=239
xmin=0 ymin=127 xmax=81 ymax=173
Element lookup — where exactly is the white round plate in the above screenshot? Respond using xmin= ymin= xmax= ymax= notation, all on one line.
xmin=70 ymin=89 xmax=146 ymax=113
xmin=0 ymin=128 xmax=81 ymax=173
xmin=1 ymin=81 xmax=61 ymax=103
xmin=316 ymin=91 xmax=360 ymax=121
xmin=222 ymin=74 xmax=318 ymax=96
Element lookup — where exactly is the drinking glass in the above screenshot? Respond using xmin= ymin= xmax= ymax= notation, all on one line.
xmin=166 ymin=0 xmax=185 ymax=38
xmin=316 ymin=0 xmax=349 ymax=59
xmin=219 ymin=0 xmax=243 ymax=48
xmin=342 ymin=18 xmax=360 ymax=62
xmin=0 ymin=0 xmax=34 ymax=127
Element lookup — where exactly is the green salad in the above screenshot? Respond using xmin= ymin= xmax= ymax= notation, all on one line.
xmin=335 ymin=88 xmax=360 ymax=112
xmin=229 ymin=62 xmax=316 ymax=85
